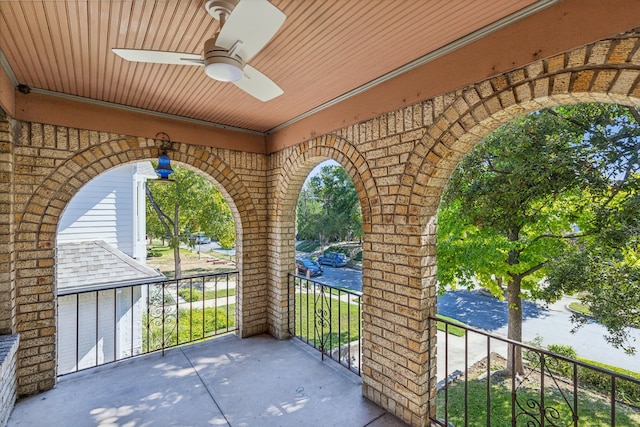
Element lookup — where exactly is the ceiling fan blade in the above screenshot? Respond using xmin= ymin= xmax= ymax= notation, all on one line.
xmin=234 ymin=64 xmax=283 ymax=102
xmin=112 ymin=49 xmax=203 ymax=65
xmin=216 ymin=0 xmax=285 ymax=62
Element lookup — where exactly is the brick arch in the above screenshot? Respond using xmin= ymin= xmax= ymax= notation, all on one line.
xmin=19 ymin=137 xmax=256 ymax=243
xmin=14 ymin=132 xmax=265 ymax=393
xmin=267 ymin=133 xmax=378 ymax=337
xmin=363 ymin=32 xmax=640 ymax=422
xmin=278 ymin=133 xmax=379 ymax=224
xmin=405 ymin=32 xmax=640 ymax=218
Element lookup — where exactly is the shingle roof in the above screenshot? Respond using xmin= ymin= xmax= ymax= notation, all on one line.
xmin=57 ymin=240 xmax=165 ymax=292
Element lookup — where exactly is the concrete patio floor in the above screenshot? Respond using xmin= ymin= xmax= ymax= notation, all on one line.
xmin=8 ymin=334 xmax=408 ymax=427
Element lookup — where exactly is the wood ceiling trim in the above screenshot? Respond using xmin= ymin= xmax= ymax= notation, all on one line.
xmin=266 ymin=0 xmax=640 ymax=152
xmin=0 ymin=61 xmax=15 ymax=116
xmin=15 ymin=91 xmax=266 ymax=153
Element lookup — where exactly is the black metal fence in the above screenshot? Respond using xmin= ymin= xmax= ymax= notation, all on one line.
xmin=431 ymin=316 xmax=640 ymax=426
xmin=288 ymin=273 xmax=362 ymax=375
xmin=57 ymin=272 xmax=238 ymax=376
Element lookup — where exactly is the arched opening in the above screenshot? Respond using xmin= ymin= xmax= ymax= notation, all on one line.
xmin=412 ymin=101 xmax=635 ymax=423
xmin=55 ymin=160 xmax=244 ymax=375
xmin=291 ymin=159 xmax=365 ymax=372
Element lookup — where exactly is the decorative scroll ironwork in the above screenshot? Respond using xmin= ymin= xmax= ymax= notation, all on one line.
xmin=513 ymin=353 xmax=579 ymax=426
xmin=288 ymin=273 xmax=362 ymax=376
xmin=314 ymin=284 xmax=331 ymax=358
xmin=57 ymin=272 xmax=237 ymax=376
xmin=430 ymin=316 xmax=640 ymax=427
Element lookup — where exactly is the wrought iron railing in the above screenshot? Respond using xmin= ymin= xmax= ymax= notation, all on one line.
xmin=57 ymin=271 xmax=238 ymax=376
xmin=288 ymin=273 xmax=362 ymax=375
xmin=431 ymin=316 xmax=640 ymax=426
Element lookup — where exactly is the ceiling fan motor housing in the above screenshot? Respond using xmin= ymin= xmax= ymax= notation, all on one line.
xmin=205 ymin=0 xmax=239 ymax=21
xmin=203 ymin=37 xmax=244 ymax=82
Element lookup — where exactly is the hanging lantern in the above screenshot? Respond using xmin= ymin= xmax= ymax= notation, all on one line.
xmin=155 ymin=151 xmax=174 ymax=179
xmin=154 ymin=132 xmax=175 ymax=182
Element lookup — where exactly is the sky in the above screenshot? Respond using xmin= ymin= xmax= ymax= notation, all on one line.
xmin=303 ymin=159 xmax=339 ymax=188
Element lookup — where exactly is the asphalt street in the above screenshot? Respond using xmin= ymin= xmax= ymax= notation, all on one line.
xmin=316 ymin=265 xmax=640 ymax=372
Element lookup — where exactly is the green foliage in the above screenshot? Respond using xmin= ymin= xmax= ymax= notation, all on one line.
xmin=146 ymin=249 xmax=163 ymax=258
xmin=547 ymin=344 xmax=578 ymax=359
xmin=545 ymin=344 xmax=578 ymax=377
xmin=523 ymin=343 xmax=640 ymax=405
xmin=295 ymin=240 xmax=321 ymax=253
xmin=437 ymin=374 xmax=640 ymax=426
xmin=438 ymin=107 xmax=596 ymax=297
xmin=146 ymin=164 xmax=236 ymax=247
xmin=143 ymin=305 xmax=235 ymax=352
xmin=545 ymin=249 xmax=640 ymax=353
xmin=146 ymin=164 xmax=236 ymax=277
xmin=296 ymin=165 xmax=362 ymax=243
xmin=438 ymin=103 xmax=640 ymax=355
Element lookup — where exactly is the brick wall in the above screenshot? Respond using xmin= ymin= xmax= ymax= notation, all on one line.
xmin=8 ymin=128 xmax=269 ymax=394
xmin=2 ymin=30 xmax=640 ymax=427
xmin=0 ymin=112 xmax=15 ymax=336
xmin=266 ymin=33 xmax=640 ymax=425
xmin=0 ymin=334 xmax=19 ymax=427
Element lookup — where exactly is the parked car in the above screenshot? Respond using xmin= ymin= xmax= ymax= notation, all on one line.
xmin=296 ymin=258 xmax=323 ymax=277
xmin=191 ymin=233 xmax=212 ymax=244
xmin=317 ymin=251 xmax=348 ymax=267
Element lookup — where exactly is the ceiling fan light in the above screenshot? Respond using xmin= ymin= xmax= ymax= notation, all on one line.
xmin=205 ymin=61 xmax=243 ymax=82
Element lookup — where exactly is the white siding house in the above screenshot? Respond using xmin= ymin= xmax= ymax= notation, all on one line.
xmin=56 ymin=162 xmax=163 ymax=374
xmin=57 ymin=162 xmax=156 ymax=261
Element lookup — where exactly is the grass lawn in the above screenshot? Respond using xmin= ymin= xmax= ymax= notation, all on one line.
xmin=178 ymin=287 xmax=236 ymax=302
xmin=568 ymin=301 xmax=592 ymax=315
xmin=436 ymin=314 xmax=467 ymax=337
xmin=437 ymin=373 xmax=640 ymax=426
xmin=143 ymin=304 xmax=235 ymax=352
xmin=292 ymin=293 xmax=360 ymax=350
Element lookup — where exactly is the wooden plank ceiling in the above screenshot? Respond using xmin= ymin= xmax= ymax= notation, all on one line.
xmin=1 ymin=0 xmax=542 ymax=133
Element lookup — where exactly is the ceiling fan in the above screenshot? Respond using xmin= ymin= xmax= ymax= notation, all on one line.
xmin=112 ymin=0 xmax=285 ymax=102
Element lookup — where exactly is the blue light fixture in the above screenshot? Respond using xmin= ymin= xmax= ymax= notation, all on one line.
xmin=154 ymin=132 xmax=174 ymax=182
xmin=155 ymin=151 xmax=174 ymax=179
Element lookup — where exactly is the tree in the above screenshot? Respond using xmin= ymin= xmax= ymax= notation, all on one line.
xmin=297 ymin=165 xmax=361 ymax=245
xmin=437 ymin=104 xmax=640 ymax=373
xmin=296 ymin=186 xmax=324 ymax=241
xmin=146 ymin=165 xmax=235 ymax=277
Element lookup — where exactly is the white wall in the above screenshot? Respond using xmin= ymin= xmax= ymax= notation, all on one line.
xmin=58 ymin=164 xmax=135 ymax=255
xmin=57 ymin=286 xmax=145 ymax=374
xmin=58 ymin=162 xmax=155 ymax=260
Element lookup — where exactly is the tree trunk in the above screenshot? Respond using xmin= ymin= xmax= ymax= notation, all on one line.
xmin=173 ymin=203 xmax=181 ymax=278
xmin=506 ymin=275 xmax=523 ymax=376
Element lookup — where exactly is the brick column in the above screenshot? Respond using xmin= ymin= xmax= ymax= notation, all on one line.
xmin=0 ymin=112 xmax=15 ymax=335
xmin=360 ymin=215 xmax=437 ymax=427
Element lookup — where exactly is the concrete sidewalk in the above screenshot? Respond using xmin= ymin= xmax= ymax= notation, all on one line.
xmin=8 ymin=335 xmax=408 ymax=427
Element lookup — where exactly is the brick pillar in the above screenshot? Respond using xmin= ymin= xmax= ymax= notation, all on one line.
xmin=13 ymin=122 xmax=57 ymax=395
xmin=0 ymin=111 xmax=15 ymax=335
xmin=361 ymin=216 xmax=438 ymax=427
xmin=265 ymin=158 xmax=297 ymax=339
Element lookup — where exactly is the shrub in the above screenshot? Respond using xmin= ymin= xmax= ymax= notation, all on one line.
xmin=547 ymin=344 xmax=577 ymax=377
xmin=577 ymin=360 xmax=640 ymax=405
xmin=524 ymin=342 xmax=640 ymax=406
